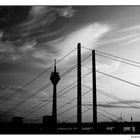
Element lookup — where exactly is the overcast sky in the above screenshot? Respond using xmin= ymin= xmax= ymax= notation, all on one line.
xmin=1 ymin=6 xmax=140 ymax=123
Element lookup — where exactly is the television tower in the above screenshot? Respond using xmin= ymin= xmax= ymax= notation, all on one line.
xmin=50 ymin=60 xmax=60 ymax=128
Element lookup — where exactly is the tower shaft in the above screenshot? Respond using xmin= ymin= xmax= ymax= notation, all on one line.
xmin=92 ymin=50 xmax=97 ymax=126
xmin=77 ymin=43 xmax=82 ymax=130
xmin=52 ymin=84 xmax=57 ymax=124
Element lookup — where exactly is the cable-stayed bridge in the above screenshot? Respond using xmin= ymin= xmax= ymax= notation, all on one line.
xmin=0 ymin=43 xmax=140 ymax=134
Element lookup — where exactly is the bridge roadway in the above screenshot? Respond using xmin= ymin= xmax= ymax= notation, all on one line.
xmin=0 ymin=121 xmax=140 ymax=128
xmin=56 ymin=122 xmax=140 ymax=128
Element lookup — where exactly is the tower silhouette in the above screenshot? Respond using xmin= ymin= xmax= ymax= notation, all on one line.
xmin=77 ymin=43 xmax=82 ymax=131
xmin=50 ymin=60 xmax=60 ymax=129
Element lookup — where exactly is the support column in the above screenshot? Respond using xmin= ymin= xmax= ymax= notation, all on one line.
xmin=77 ymin=43 xmax=82 ymax=131
xmin=92 ymin=50 xmax=97 ymax=127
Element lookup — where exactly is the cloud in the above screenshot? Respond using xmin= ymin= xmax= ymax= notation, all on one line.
xmin=98 ymin=99 xmax=140 ymax=109
xmin=29 ymin=6 xmax=76 ymax=19
xmin=29 ymin=6 xmax=48 ymax=17
xmin=118 ymin=24 xmax=140 ymax=32
xmin=0 ymin=40 xmax=36 ymax=63
xmin=52 ymin=6 xmax=76 ymax=18
xmin=0 ymin=85 xmax=31 ymax=101
xmin=107 ymin=100 xmax=140 ymax=105
xmin=1 ymin=6 xmax=76 ymax=47
xmin=98 ymin=104 xmax=133 ymax=108
xmin=0 ymin=31 xmax=3 ymax=38
xmin=84 ymin=100 xmax=140 ymax=109
xmin=122 ymin=37 xmax=140 ymax=46
xmin=96 ymin=60 xmax=121 ymax=76
xmin=99 ymin=33 xmax=139 ymax=45
xmin=49 ymin=23 xmax=110 ymax=62
xmin=4 ymin=6 xmax=76 ymax=45
xmin=0 ymin=6 xmax=76 ymax=68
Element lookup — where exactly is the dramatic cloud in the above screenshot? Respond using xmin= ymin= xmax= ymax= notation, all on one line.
xmin=48 ymin=23 xmax=110 ymax=62
xmin=0 ymin=6 xmax=76 ymax=68
xmin=2 ymin=6 xmax=76 ymax=45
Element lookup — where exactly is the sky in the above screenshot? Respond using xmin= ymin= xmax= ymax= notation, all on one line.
xmin=1 ymin=6 xmax=140 ymax=123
